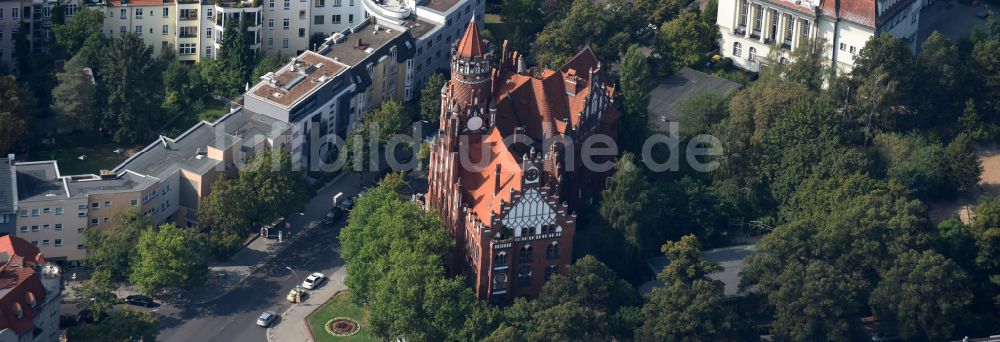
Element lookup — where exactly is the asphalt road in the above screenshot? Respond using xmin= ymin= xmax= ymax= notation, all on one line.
xmin=155 ymin=173 xmax=368 ymax=342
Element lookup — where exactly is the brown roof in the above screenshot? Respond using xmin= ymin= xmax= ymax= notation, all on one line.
xmin=249 ymin=51 xmax=347 ymax=108
xmin=423 ymin=0 xmax=462 ymax=12
xmin=0 ymin=236 xmax=47 ymax=337
xmin=820 ymin=0 xmax=876 ymax=28
xmin=456 ymin=19 xmax=485 ymax=59
xmin=455 ymin=47 xmax=618 ymax=222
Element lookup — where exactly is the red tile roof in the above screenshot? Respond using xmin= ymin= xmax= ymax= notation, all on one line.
xmin=820 ymin=0 xmax=876 ymax=28
xmin=456 ymin=19 xmax=486 ymax=59
xmin=454 ymin=47 xmax=618 ymax=221
xmin=0 ymin=236 xmax=48 ymax=337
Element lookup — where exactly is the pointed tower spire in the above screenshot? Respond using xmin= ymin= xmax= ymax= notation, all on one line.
xmin=456 ymin=16 xmax=486 ymax=59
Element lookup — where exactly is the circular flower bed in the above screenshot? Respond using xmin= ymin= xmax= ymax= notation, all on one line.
xmin=324 ymin=317 xmax=361 ymax=337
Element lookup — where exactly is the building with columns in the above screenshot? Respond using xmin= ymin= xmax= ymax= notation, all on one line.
xmin=426 ymin=19 xmax=619 ymax=304
xmin=716 ymin=0 xmax=922 ymax=74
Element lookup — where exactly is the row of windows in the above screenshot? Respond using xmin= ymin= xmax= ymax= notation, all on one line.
xmin=19 ymin=207 xmax=65 ymax=217
xmin=492 ymin=265 xmax=559 ymax=290
xmin=28 ymin=239 xmax=63 ymax=246
xmin=313 ymin=0 xmax=353 ymax=7
xmin=506 ymin=242 xmax=560 ymax=263
xmin=19 ymin=223 xmax=64 ymax=232
xmin=312 ymin=13 xmax=353 ymax=25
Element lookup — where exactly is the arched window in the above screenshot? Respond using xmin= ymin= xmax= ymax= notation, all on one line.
xmin=748 ymin=47 xmax=758 ymax=62
xmin=13 ymin=303 xmax=22 ymax=319
xmin=518 ymin=266 xmax=532 ymax=286
xmin=733 ymin=42 xmax=742 ymax=57
xmin=493 ymin=273 xmax=508 ymax=290
xmin=495 ymin=252 xmax=508 ymax=267
xmin=545 ymin=265 xmax=560 ymax=280
xmin=546 ymin=242 xmax=560 ymax=259
xmin=519 ymin=245 xmax=533 ymax=262
xmin=520 ymin=226 xmax=533 ymax=236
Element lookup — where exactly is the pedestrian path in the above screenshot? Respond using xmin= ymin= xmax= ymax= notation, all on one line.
xmin=267 ymin=267 xmax=348 ymax=342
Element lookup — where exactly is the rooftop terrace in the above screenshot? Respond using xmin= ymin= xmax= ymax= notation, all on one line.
xmin=249 ymin=51 xmax=348 ymax=109
xmin=423 ymin=0 xmax=462 ymax=12
xmin=321 ymin=20 xmax=408 ymax=66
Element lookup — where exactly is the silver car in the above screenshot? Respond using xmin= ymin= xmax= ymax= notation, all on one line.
xmin=256 ymin=311 xmax=277 ymax=327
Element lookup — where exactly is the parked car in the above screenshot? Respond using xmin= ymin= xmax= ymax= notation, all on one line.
xmin=322 ymin=208 xmax=340 ymax=225
xmin=123 ymin=295 xmax=157 ymax=307
xmin=338 ymin=197 xmax=354 ymax=212
xmin=301 ymin=272 xmax=326 ymax=290
xmin=256 ymin=311 xmax=277 ymax=327
xmin=287 ymin=286 xmax=306 ymax=303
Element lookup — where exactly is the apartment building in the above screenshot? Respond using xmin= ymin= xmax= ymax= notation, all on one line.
xmin=244 ymin=16 xmax=417 ymax=167
xmin=363 ymin=0 xmax=485 ymax=86
xmin=716 ymin=0 xmax=922 ymax=74
xmin=0 ymin=236 xmax=61 ymax=342
xmin=10 ymin=109 xmax=292 ymax=265
xmin=0 ymin=0 xmax=82 ymax=73
xmin=0 ymin=158 xmax=14 ymax=236
xmin=98 ymin=0 xmax=262 ymax=62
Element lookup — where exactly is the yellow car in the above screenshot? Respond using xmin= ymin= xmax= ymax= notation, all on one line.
xmin=287 ymin=287 xmax=305 ymax=303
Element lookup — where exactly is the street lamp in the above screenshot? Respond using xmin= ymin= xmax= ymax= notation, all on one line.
xmin=284 ymin=266 xmax=301 ymax=285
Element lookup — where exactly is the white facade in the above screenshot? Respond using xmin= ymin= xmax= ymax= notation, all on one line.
xmin=716 ymin=0 xmax=922 ymax=75
xmin=363 ymin=0 xmax=485 ymax=86
xmin=0 ymin=0 xmax=83 ymax=73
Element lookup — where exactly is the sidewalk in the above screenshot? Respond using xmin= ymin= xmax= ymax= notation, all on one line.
xmin=62 ymin=171 xmax=350 ymax=307
xmin=267 ymin=266 xmax=348 ymax=342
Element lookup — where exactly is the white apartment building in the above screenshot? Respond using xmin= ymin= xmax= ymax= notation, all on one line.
xmin=98 ymin=0 xmax=262 ymax=63
xmin=0 ymin=0 xmax=82 ymax=73
xmin=364 ymin=0 xmax=485 ymax=86
xmin=716 ymin=0 xmax=922 ymax=74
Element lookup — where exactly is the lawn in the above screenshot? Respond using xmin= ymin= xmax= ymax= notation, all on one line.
xmin=483 ymin=13 xmax=514 ymax=45
xmin=27 ymin=131 xmax=133 ymax=175
xmin=161 ymin=103 xmax=232 ymax=137
xmin=305 ymin=292 xmax=377 ymax=342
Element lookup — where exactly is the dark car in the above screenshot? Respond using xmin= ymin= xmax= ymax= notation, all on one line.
xmin=123 ymin=294 xmax=157 ymax=307
xmin=322 ymin=208 xmax=340 ymax=225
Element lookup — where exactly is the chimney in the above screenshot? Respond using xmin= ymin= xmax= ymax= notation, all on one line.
xmin=565 ymin=69 xmax=578 ymax=96
xmin=494 ymin=164 xmax=501 ymax=196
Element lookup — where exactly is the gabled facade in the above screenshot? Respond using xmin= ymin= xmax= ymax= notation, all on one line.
xmin=426 ymin=19 xmax=619 ymax=304
xmin=716 ymin=0 xmax=922 ymax=74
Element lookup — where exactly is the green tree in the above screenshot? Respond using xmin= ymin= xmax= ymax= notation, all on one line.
xmin=528 ymin=302 xmax=609 ymax=341
xmin=419 ymin=73 xmax=447 ymax=124
xmin=365 ymin=100 xmax=410 ymax=143
xmin=215 ymin=17 xmax=256 ymax=97
xmin=52 ymin=7 xmax=105 ymax=58
xmin=99 ymin=32 xmax=161 ymax=144
xmin=538 ymin=255 xmax=640 ymax=313
xmin=637 ymin=279 xmax=745 ymax=341
xmin=73 ymin=270 xmax=118 ymax=323
xmin=199 ymin=177 xmax=254 ymax=257
xmin=774 ymin=38 xmax=828 ymax=91
xmin=916 ymin=32 xmax=965 ymax=131
xmin=870 ymin=250 xmax=972 ymax=341
xmin=619 ymin=45 xmax=652 ymax=152
xmin=655 ymin=12 xmax=716 ymax=74
xmin=239 ymin=149 xmax=309 ymax=223
xmin=67 ymin=309 xmax=159 ymax=342
xmin=634 ymin=0 xmax=684 ymax=25
xmin=130 ymin=223 xmax=209 ymax=295
xmin=501 ymin=0 xmax=544 ymax=35
xmin=162 ymin=49 xmax=207 ymax=112
xmin=252 ymin=52 xmax=285 ymax=81
xmin=0 ymin=75 xmax=32 ymax=153
xmin=702 ymin=0 xmax=718 ymax=26
xmin=82 ymin=208 xmax=151 ymax=282
xmin=52 ymin=54 xmax=98 ymax=132
xmin=676 ymin=91 xmax=728 ymax=138
xmin=600 ymin=152 xmax=664 ymax=254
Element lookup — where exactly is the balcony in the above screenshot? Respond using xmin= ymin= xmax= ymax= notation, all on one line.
xmin=179 ymin=15 xmax=198 ymax=21
xmin=177 ymin=0 xmax=199 ymax=3
xmin=362 ymin=0 xmax=410 ymax=25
